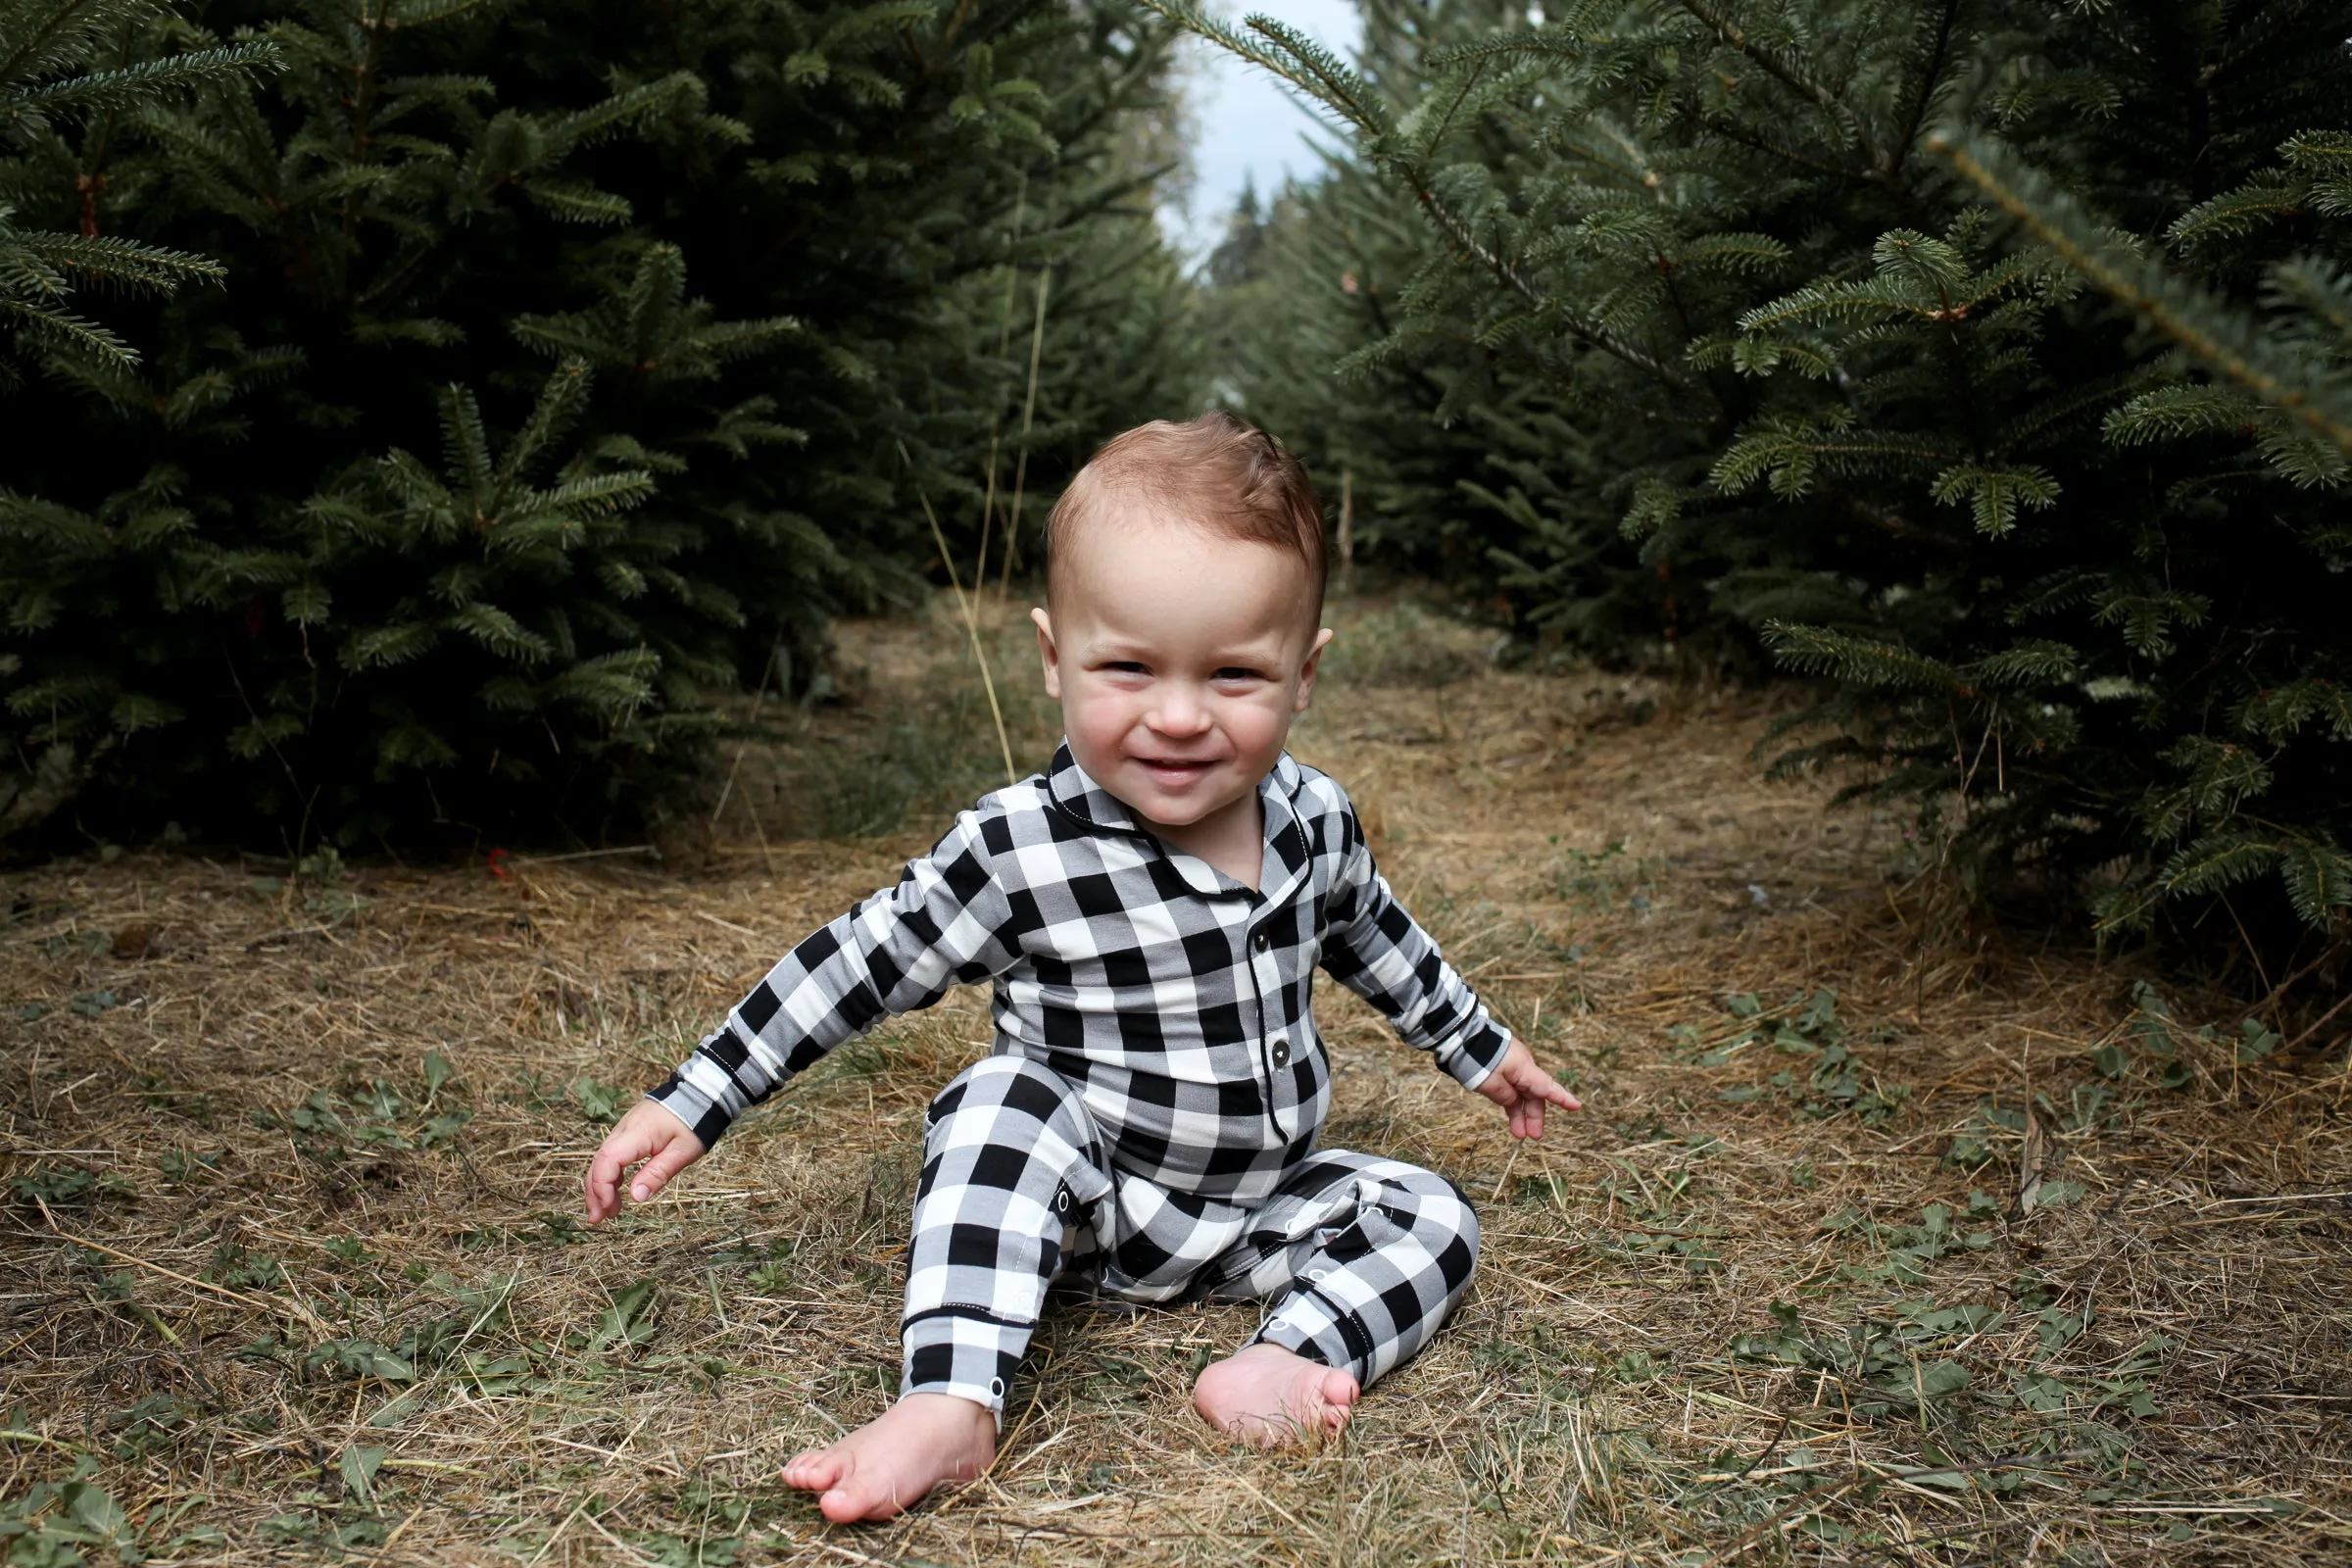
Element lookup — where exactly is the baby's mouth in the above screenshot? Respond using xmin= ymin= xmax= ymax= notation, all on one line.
xmin=1134 ymin=757 xmax=1216 ymax=783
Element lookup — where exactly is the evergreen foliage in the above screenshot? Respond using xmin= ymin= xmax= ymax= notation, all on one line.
xmin=1175 ymin=0 xmax=2352 ymax=975
xmin=2 ymin=0 xmax=1200 ymax=848
xmin=0 ymin=1 xmax=273 ymax=382
xmin=1205 ymin=161 xmax=1538 ymax=593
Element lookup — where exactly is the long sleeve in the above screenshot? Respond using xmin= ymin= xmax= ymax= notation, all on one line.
xmin=1317 ymin=803 xmax=1512 ymax=1091
xmin=649 ymin=806 xmax=1023 ymax=1147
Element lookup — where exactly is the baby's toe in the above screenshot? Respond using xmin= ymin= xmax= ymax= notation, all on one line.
xmin=783 ymin=1447 xmax=846 ymax=1492
xmin=819 ymin=1474 xmax=900 ymax=1523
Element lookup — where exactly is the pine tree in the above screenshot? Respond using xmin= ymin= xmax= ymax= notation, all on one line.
xmin=1164 ymin=0 xmax=2352 ymax=984
xmin=0 ymin=0 xmax=281 ymax=832
xmin=0 ymin=0 xmax=275 ymax=383
xmin=2 ymin=0 xmax=1201 ymax=847
xmin=1209 ymin=156 xmax=1545 ymax=593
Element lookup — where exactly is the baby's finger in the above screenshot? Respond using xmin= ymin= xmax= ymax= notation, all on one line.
xmin=1525 ymin=1066 xmax=1581 ymax=1112
xmin=584 ymin=1144 xmax=630 ymax=1222
xmin=630 ymin=1140 xmax=698 ymax=1204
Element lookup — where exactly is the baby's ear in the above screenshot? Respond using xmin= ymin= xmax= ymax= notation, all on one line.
xmin=1294 ymin=626 xmax=1336 ymax=711
xmin=1031 ymin=608 xmax=1063 ymax=700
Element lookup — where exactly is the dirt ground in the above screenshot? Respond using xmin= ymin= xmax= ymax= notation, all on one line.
xmin=4 ymin=595 xmax=2348 ymax=1566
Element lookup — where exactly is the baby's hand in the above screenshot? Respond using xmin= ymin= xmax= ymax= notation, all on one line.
xmin=584 ymin=1101 xmax=707 ymax=1223
xmin=1475 ymin=1040 xmax=1583 ymax=1140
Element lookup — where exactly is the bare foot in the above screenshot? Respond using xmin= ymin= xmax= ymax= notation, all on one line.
xmin=781 ymin=1393 xmax=996 ymax=1523
xmin=1193 ymin=1342 xmax=1360 ymax=1447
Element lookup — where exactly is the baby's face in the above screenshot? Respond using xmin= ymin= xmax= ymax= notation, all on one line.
xmin=1032 ymin=511 xmax=1331 ymax=836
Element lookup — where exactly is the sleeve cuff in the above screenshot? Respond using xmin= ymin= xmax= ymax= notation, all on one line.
xmin=1435 ymin=1020 xmax=1513 ymax=1092
xmin=645 ymin=1075 xmax=734 ymax=1150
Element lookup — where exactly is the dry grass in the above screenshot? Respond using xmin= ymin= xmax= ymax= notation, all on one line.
xmin=5 ymin=593 xmax=2350 ymax=1567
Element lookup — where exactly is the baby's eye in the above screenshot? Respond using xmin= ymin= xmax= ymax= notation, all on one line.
xmin=1214 ymin=667 xmax=1264 ymax=682
xmin=1103 ymin=661 xmax=1148 ymax=675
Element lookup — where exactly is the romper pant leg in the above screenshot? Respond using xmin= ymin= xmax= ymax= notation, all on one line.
xmin=1200 ymin=1151 xmax=1478 ymax=1390
xmin=901 ymin=1056 xmax=1112 ymax=1424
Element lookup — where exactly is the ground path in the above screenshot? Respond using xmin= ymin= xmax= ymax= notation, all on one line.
xmin=3 ymin=597 xmax=2346 ymax=1565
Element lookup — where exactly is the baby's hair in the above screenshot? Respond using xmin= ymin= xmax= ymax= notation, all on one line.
xmin=1046 ymin=412 xmax=1326 ymax=621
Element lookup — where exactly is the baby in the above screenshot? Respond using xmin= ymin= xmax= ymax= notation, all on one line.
xmin=583 ymin=412 xmax=1580 ymax=1522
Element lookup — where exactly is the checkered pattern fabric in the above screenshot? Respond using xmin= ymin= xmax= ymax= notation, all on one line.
xmin=903 ymin=1056 xmax=1480 ymax=1420
xmin=651 ymin=742 xmax=1513 ymax=1206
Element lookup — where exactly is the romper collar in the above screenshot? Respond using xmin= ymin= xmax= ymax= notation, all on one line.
xmin=1044 ymin=741 xmax=1143 ymax=834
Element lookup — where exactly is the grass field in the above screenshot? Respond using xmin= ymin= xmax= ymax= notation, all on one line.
xmin=4 ymin=596 xmax=2348 ymax=1566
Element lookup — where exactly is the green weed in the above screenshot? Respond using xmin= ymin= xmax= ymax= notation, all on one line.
xmin=0 ymin=1466 xmax=144 ymax=1565
xmin=1549 ymin=837 xmax=1654 ymax=914
xmin=1595 ymin=1164 xmax=1726 ymax=1275
xmin=153 ymin=1149 xmax=222 ymax=1186
xmin=127 ymin=1075 xmax=216 ymax=1125
xmin=1815 ymin=1195 xmax=2000 ymax=1288
xmin=569 ymin=1075 xmax=630 ymax=1125
xmin=1702 ymin=989 xmax=1912 ymax=1126
xmin=1734 ymin=1299 xmax=1978 ymax=1426
xmin=2093 ymin=982 xmax=2193 ymax=1089
xmin=251 ymin=1054 xmax=475 ymax=1161
xmin=203 ymin=1244 xmax=287 ymax=1290
xmin=9 ymin=1165 xmax=134 ymax=1207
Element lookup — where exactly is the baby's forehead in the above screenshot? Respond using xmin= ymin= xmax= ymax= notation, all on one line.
xmin=1077 ymin=499 xmax=1241 ymax=553
xmin=1054 ymin=509 xmax=1318 ymax=609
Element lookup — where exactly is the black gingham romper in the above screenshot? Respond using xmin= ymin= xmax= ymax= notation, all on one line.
xmin=650 ymin=745 xmax=1512 ymax=1420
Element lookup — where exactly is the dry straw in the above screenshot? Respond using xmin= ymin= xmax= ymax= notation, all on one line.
xmin=1 ymin=597 xmax=2346 ymax=1565
xmin=972 ymin=176 xmax=1029 ymax=602
xmin=904 ymin=442 xmax=1019 ymax=790
xmin=998 ymin=266 xmax=1052 ymax=596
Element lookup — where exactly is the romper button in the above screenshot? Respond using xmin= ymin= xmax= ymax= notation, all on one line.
xmin=1270 ymin=1038 xmax=1291 ymax=1067
xmin=1252 ymin=931 xmax=1270 ymax=954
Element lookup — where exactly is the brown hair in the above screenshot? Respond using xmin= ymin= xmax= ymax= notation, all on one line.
xmin=1046 ymin=411 xmax=1326 ymax=620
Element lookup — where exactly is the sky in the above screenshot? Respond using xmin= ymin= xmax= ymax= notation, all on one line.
xmin=1168 ymin=0 xmax=1364 ymax=261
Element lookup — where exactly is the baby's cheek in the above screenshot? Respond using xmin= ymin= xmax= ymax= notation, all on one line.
xmin=1062 ymin=691 xmax=1133 ymax=761
xmin=1228 ymin=693 xmax=1295 ymax=754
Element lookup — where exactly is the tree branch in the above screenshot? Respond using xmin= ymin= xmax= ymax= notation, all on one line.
xmin=1408 ymin=183 xmax=1693 ymax=391
xmin=1674 ymin=0 xmax=1889 ymax=174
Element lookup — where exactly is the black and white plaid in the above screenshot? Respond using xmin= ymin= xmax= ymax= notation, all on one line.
xmin=651 ymin=743 xmax=1514 ymax=1205
xmin=904 ymin=1054 xmax=1479 ymax=1418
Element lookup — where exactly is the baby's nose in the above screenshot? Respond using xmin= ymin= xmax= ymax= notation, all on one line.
xmin=1152 ymin=686 xmax=1213 ymax=734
